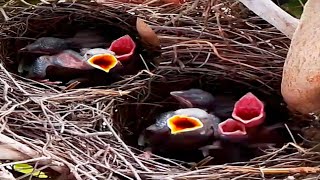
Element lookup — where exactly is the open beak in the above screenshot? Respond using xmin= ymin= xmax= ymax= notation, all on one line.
xmin=170 ymin=91 xmax=193 ymax=108
xmin=166 ymin=115 xmax=203 ymax=134
xmin=87 ymin=53 xmax=120 ymax=73
xmin=108 ymin=35 xmax=136 ymax=62
xmin=231 ymin=92 xmax=265 ymax=128
xmin=218 ymin=118 xmax=247 ymax=141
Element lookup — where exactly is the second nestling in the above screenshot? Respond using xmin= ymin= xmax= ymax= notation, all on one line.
xmin=139 ymin=88 xmax=293 ymax=163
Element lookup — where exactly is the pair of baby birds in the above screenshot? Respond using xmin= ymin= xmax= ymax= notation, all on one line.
xmin=18 ymin=30 xmax=136 ymax=86
xmin=138 ymin=88 xmax=288 ymax=162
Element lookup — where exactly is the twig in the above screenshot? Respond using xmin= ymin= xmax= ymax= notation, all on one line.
xmin=226 ymin=166 xmax=320 ymax=174
xmin=164 ymin=0 xmax=200 ymax=26
xmin=0 ymin=157 xmax=51 ymax=168
xmin=0 ymin=166 xmax=16 ymax=180
xmin=0 ymin=64 xmax=30 ymax=95
xmin=103 ymin=117 xmax=151 ymax=172
xmin=284 ymin=124 xmax=297 ymax=144
xmin=63 ymin=130 xmax=113 ymax=137
xmin=109 ymin=148 xmax=137 ymax=180
xmin=0 ymin=8 xmax=10 ymax=21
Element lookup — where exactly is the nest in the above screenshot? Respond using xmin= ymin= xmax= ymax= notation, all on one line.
xmin=0 ymin=0 xmax=319 ymax=179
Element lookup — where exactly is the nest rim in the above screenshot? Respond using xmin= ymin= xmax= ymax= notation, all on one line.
xmin=0 ymin=1 xmax=318 ymax=180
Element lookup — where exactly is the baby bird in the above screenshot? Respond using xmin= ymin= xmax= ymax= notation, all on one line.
xmin=20 ymin=37 xmax=70 ymax=55
xmin=170 ymin=88 xmax=215 ymax=111
xmin=138 ymin=108 xmax=220 ymax=153
xmin=170 ymin=88 xmax=237 ymax=120
xmin=19 ymin=30 xmax=107 ymax=55
xmin=107 ymin=35 xmax=136 ymax=62
xmin=19 ymin=49 xmax=120 ymax=84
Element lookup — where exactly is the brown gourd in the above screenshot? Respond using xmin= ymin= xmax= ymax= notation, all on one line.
xmin=281 ymin=0 xmax=320 ymax=114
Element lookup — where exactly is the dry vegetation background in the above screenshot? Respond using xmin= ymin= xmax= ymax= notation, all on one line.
xmin=0 ymin=0 xmax=319 ymax=179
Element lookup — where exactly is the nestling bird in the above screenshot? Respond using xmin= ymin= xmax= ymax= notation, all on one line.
xmin=138 ymin=108 xmax=220 ymax=154
xmin=228 ymin=92 xmax=288 ymax=145
xmin=231 ymin=92 xmax=266 ymax=128
xmin=201 ymin=120 xmax=288 ymax=163
xmin=198 ymin=117 xmax=252 ymax=163
xmin=200 ymin=92 xmax=291 ymax=163
xmin=206 ymin=92 xmax=269 ymax=144
xmin=170 ymin=88 xmax=237 ymax=120
xmin=19 ymin=30 xmax=108 ymax=55
xmin=138 ymin=89 xmax=292 ymax=163
xmin=107 ymin=35 xmax=136 ymax=62
xmin=170 ymin=88 xmax=215 ymax=111
xmin=217 ymin=118 xmax=248 ymax=142
xmin=18 ymin=34 xmax=138 ymax=86
xmin=19 ymin=49 xmax=121 ymax=84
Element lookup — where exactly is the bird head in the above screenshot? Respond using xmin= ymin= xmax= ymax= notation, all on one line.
xmin=167 ymin=115 xmax=204 ymax=134
xmin=218 ymin=118 xmax=248 ymax=142
xmin=108 ymin=35 xmax=136 ymax=62
xmin=231 ymin=92 xmax=265 ymax=128
xmin=19 ymin=37 xmax=68 ymax=54
xmin=170 ymin=89 xmax=215 ymax=111
xmin=167 ymin=108 xmax=216 ymax=134
xmin=80 ymin=48 xmax=122 ymax=73
xmin=140 ymin=108 xmax=220 ymax=152
xmin=86 ymin=53 xmax=121 ymax=73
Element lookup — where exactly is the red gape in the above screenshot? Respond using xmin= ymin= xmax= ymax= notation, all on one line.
xmin=218 ymin=118 xmax=248 ymax=141
xmin=108 ymin=35 xmax=136 ymax=62
xmin=231 ymin=92 xmax=265 ymax=128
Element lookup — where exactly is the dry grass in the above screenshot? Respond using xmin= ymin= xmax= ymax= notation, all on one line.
xmin=0 ymin=0 xmax=318 ymax=179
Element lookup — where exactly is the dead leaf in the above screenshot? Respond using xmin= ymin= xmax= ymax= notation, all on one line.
xmin=136 ymin=17 xmax=160 ymax=48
